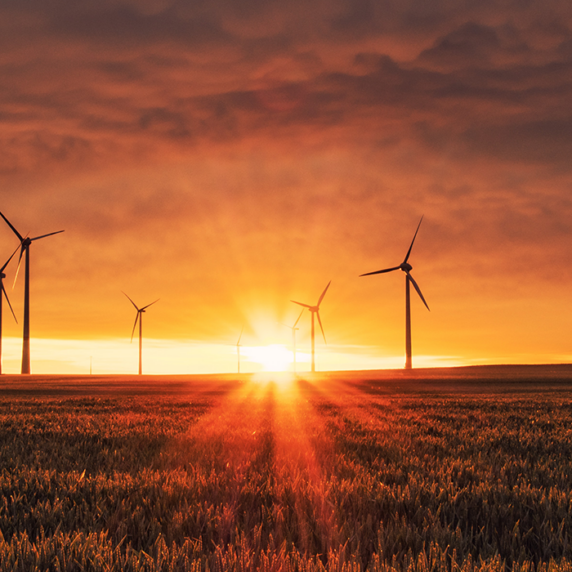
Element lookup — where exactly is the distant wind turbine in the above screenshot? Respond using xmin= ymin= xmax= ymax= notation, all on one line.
xmin=123 ymin=292 xmax=159 ymax=375
xmin=0 ymin=211 xmax=64 ymax=374
xmin=360 ymin=216 xmax=429 ymax=370
xmin=236 ymin=326 xmax=243 ymax=374
xmin=291 ymin=281 xmax=331 ymax=373
xmin=0 ymin=247 xmax=19 ymax=375
xmin=279 ymin=309 xmax=304 ymax=373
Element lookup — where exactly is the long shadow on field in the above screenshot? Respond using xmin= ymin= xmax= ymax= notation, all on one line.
xmin=0 ymin=397 xmax=216 ymax=475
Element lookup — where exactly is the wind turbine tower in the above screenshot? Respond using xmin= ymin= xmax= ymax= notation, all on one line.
xmin=236 ymin=326 xmax=243 ymax=374
xmin=279 ymin=309 xmax=304 ymax=373
xmin=360 ymin=216 xmax=429 ymax=369
xmin=0 ymin=247 xmax=19 ymax=374
xmin=0 ymin=211 xmax=64 ymax=374
xmin=123 ymin=292 xmax=159 ymax=375
xmin=291 ymin=281 xmax=331 ymax=373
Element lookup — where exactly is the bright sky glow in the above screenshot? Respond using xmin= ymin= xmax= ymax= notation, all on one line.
xmin=242 ymin=344 xmax=298 ymax=372
xmin=1 ymin=337 xmax=568 ymax=376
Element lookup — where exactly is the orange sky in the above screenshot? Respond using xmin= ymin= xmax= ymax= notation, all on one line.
xmin=1 ymin=0 xmax=571 ymax=373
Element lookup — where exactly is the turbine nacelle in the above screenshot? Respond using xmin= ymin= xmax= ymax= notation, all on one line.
xmin=400 ymin=262 xmax=413 ymax=273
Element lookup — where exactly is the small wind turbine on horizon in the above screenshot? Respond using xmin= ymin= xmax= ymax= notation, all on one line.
xmin=360 ymin=216 xmax=429 ymax=370
xmin=279 ymin=309 xmax=304 ymax=373
xmin=0 ymin=247 xmax=19 ymax=375
xmin=123 ymin=292 xmax=159 ymax=375
xmin=0 ymin=211 xmax=64 ymax=374
xmin=236 ymin=326 xmax=243 ymax=374
xmin=291 ymin=281 xmax=331 ymax=373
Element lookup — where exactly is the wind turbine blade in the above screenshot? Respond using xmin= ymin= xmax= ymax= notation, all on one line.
xmin=316 ymin=311 xmax=326 ymax=344
xmin=0 ymin=211 xmax=24 ymax=241
xmin=317 ymin=281 xmax=331 ymax=306
xmin=12 ymin=246 xmax=25 ymax=288
xmin=122 ymin=291 xmax=140 ymax=311
xmin=237 ymin=325 xmax=244 ymax=346
xmin=1 ymin=283 xmax=17 ymax=323
xmin=408 ymin=273 xmax=430 ymax=311
xmin=31 ymin=230 xmax=65 ymax=241
xmin=403 ymin=216 xmax=424 ymax=264
xmin=130 ymin=312 xmax=140 ymax=342
xmin=360 ymin=266 xmax=400 ymax=277
xmin=140 ymin=299 xmax=159 ymax=311
xmin=1 ymin=244 xmax=20 ymax=273
xmin=293 ymin=309 xmax=304 ymax=328
xmin=291 ymin=300 xmax=312 ymax=309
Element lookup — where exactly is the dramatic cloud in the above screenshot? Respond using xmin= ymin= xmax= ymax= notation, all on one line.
xmin=0 ymin=0 xmax=571 ymax=371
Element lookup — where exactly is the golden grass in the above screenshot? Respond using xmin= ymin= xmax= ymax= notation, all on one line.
xmin=1 ymin=365 xmax=572 ymax=571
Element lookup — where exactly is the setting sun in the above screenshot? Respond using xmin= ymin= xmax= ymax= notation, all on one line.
xmin=243 ymin=344 xmax=295 ymax=372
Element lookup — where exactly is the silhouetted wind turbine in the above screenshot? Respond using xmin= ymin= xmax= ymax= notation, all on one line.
xmin=291 ymin=281 xmax=331 ymax=373
xmin=123 ymin=292 xmax=159 ymax=375
xmin=0 ymin=247 xmax=19 ymax=375
xmin=236 ymin=326 xmax=243 ymax=374
xmin=360 ymin=216 xmax=429 ymax=370
xmin=0 ymin=211 xmax=64 ymax=374
xmin=279 ymin=309 xmax=304 ymax=373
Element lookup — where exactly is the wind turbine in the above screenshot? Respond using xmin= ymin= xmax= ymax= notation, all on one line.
xmin=123 ymin=292 xmax=159 ymax=375
xmin=0 ymin=211 xmax=64 ymax=374
xmin=0 ymin=247 xmax=19 ymax=374
xmin=291 ymin=281 xmax=331 ymax=373
xmin=360 ymin=216 xmax=429 ymax=370
xmin=279 ymin=309 xmax=304 ymax=373
xmin=236 ymin=326 xmax=243 ymax=374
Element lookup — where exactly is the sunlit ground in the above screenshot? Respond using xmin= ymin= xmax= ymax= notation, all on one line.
xmin=0 ymin=336 xmax=568 ymax=375
xmin=2 ymin=366 xmax=572 ymax=570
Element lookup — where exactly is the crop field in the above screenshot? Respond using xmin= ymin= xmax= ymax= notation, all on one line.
xmin=1 ymin=365 xmax=572 ymax=571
